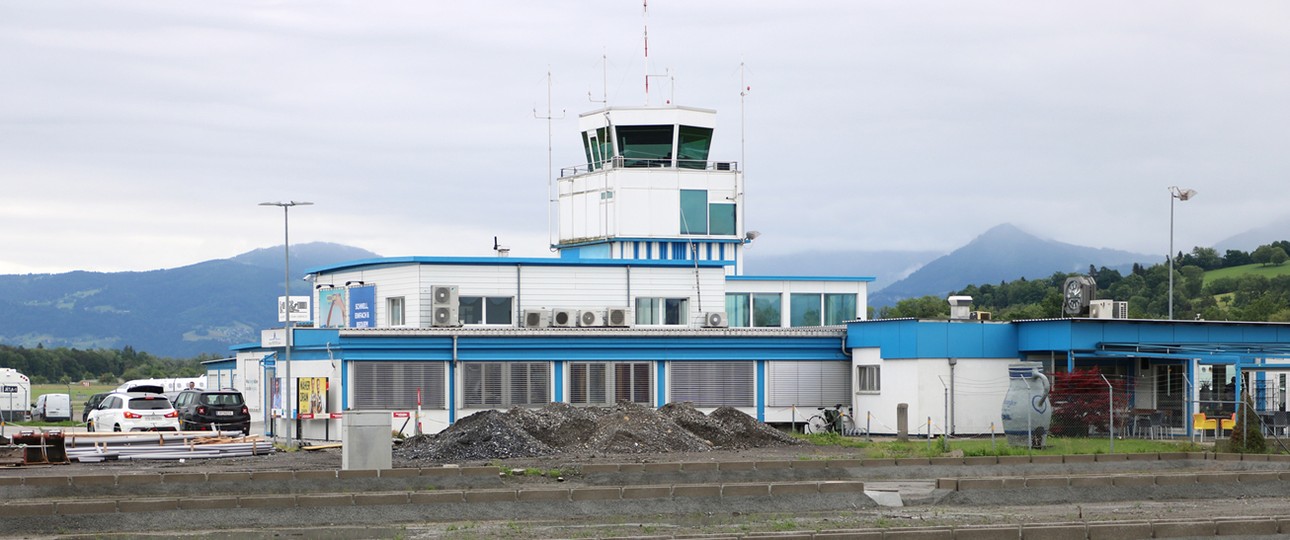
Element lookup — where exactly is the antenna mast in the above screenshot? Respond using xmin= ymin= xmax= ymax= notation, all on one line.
xmin=533 ymin=69 xmax=565 ymax=251
xmin=643 ymin=0 xmax=650 ymax=104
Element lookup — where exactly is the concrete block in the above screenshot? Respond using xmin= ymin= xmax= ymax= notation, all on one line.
xmin=895 ymin=458 xmax=931 ymax=466
xmin=570 ymin=487 xmax=621 ymax=501
xmin=293 ymin=470 xmax=337 ymax=481
xmin=997 ymin=456 xmax=1030 ymax=465
xmin=1068 ymin=476 xmax=1113 ymax=487
xmin=1158 ymin=452 xmax=1188 ymax=461
xmin=826 ymin=458 xmax=865 ymax=469
xmin=1125 ymin=452 xmax=1159 ymax=461
xmin=297 ymin=493 xmax=354 ymax=507
xmin=769 ymin=482 xmax=818 ymax=496
xmin=1021 ymin=524 xmax=1087 ymax=540
xmin=680 ymin=461 xmax=719 ymax=472
xmin=617 ymin=464 xmax=646 ymax=473
xmin=721 ymin=483 xmax=770 ymax=497
xmin=0 ymin=503 xmax=55 ymax=517
xmin=1266 ymin=454 xmax=1290 ymax=463
xmin=755 ymin=460 xmax=792 ymax=470
xmin=1094 ymin=453 xmax=1128 ymax=462
xmin=672 ymin=484 xmax=721 ymax=498
xmin=1215 ymin=518 xmax=1278 ymax=536
xmin=161 ymin=472 xmax=206 ymax=484
xmin=963 ymin=456 xmax=998 ymax=466
xmin=1214 ymin=453 xmax=1242 ymax=461
xmin=1184 ymin=452 xmax=1209 ymax=460
xmin=956 ymin=478 xmax=1005 ymax=490
xmin=1240 ymin=453 xmax=1270 ymax=462
xmin=409 ymin=491 xmax=465 ymax=504
xmin=791 ymin=459 xmax=827 ymax=470
xmin=936 ymin=478 xmax=958 ymax=490
xmin=1153 ymin=474 xmax=1197 ymax=486
xmin=622 ymin=486 xmax=672 ymax=499
xmin=338 ymin=469 xmax=379 ymax=479
xmin=579 ymin=463 xmax=620 ymax=474
xmin=178 ymin=497 xmax=240 ymax=510
xmin=419 ymin=467 xmax=462 ymax=479
xmin=817 ymin=481 xmax=865 ymax=493
xmin=1152 ymin=520 xmax=1215 ymax=537
xmin=1238 ymin=471 xmax=1280 ymax=483
xmin=23 ymin=476 xmax=71 ymax=487
xmin=250 ymin=471 xmax=293 ymax=483
xmin=954 ymin=527 xmax=1021 ymax=540
xmin=815 ymin=531 xmax=883 ymax=539
xmin=860 ymin=458 xmax=896 ymax=467
xmin=0 ymin=476 xmax=20 ymax=487
xmin=882 ymin=527 xmax=953 ymax=538
xmin=206 ymin=471 xmax=251 ymax=483
xmin=1024 ymin=476 xmax=1069 ymax=488
xmin=1197 ymin=473 xmax=1239 ymax=485
xmin=377 ymin=468 xmax=419 ymax=479
xmin=459 ymin=466 xmax=500 ymax=477
xmin=1278 ymin=517 xmax=1290 ymax=533
xmin=516 ymin=488 xmax=570 ymax=502
xmin=1002 ymin=477 xmax=1026 ymax=488
xmin=643 ymin=462 xmax=681 ymax=474
xmin=342 ymin=410 xmax=391 ymax=471
xmin=1087 ymin=521 xmax=1152 ymax=540
xmin=119 ymin=498 xmax=180 ymax=513
xmin=1062 ymin=454 xmax=1095 ymax=463
xmin=55 ymin=500 xmax=118 ymax=515
xmin=237 ymin=495 xmax=297 ymax=509
xmin=70 ymin=474 xmax=118 ymax=486
xmin=115 ymin=473 xmax=161 ymax=485
xmin=1030 ymin=455 xmax=1063 ymax=464
xmin=719 ymin=461 xmax=757 ymax=471
xmin=351 ymin=492 xmax=408 ymax=506
xmin=463 ymin=490 xmax=516 ymax=503
xmin=1111 ymin=475 xmax=1155 ymax=487
xmin=929 ymin=457 xmax=963 ymax=466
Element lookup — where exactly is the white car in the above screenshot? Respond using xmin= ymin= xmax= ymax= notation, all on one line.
xmin=85 ymin=392 xmax=180 ymax=432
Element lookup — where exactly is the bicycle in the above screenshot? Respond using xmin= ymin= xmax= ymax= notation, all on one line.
xmin=804 ymin=404 xmax=858 ymax=436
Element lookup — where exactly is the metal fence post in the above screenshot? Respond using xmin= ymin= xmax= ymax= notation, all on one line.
xmin=1100 ymin=373 xmax=1113 ymax=454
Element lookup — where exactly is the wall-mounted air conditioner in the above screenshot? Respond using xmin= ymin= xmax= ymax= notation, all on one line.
xmin=1114 ymin=301 xmax=1129 ymax=319
xmin=1088 ymin=299 xmax=1115 ymax=319
xmin=432 ymin=285 xmax=458 ymax=307
xmin=702 ymin=311 xmax=728 ymax=328
xmin=578 ymin=309 xmax=604 ymax=327
xmin=523 ymin=309 xmax=549 ymax=328
xmin=551 ymin=308 xmax=577 ymax=327
xmin=606 ymin=308 xmax=632 ymax=327
xmin=431 ymin=305 xmax=460 ymax=327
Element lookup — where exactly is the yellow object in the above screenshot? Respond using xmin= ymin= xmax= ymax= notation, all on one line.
xmin=1193 ymin=413 xmax=1217 ymax=435
xmin=1220 ymin=413 xmax=1237 ymax=431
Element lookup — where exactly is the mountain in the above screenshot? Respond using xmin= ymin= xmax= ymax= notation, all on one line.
xmin=1214 ymin=216 xmax=1290 ymax=253
xmin=869 ymin=224 xmax=1151 ymax=309
xmin=744 ymin=249 xmax=943 ymax=292
xmin=0 ymin=243 xmax=380 ymax=358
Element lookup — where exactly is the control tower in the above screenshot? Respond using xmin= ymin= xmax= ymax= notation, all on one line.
xmin=554 ymin=105 xmax=747 ymax=275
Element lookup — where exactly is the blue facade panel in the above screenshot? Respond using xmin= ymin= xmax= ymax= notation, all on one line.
xmin=847 ymin=320 xmax=1018 ymax=359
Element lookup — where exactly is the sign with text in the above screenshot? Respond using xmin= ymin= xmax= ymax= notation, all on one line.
xmin=318 ymin=288 xmax=347 ymax=328
xmin=298 ymin=377 xmax=328 ymax=417
xmin=348 ymin=285 xmax=376 ymax=328
xmin=277 ymin=295 xmax=311 ymax=323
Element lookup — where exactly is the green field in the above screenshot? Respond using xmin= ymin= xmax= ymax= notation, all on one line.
xmin=1204 ymin=262 xmax=1290 ymax=285
xmin=7 ymin=383 xmax=119 ymax=426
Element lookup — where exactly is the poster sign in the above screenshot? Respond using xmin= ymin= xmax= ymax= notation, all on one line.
xmin=269 ymin=376 xmax=282 ymax=417
xmin=277 ymin=296 xmax=311 ymax=323
xmin=349 ymin=285 xmax=376 ymax=328
xmin=318 ymin=288 xmax=348 ymax=328
xmin=298 ymin=377 xmax=328 ymax=417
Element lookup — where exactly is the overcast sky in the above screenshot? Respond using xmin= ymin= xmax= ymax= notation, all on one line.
xmin=2 ymin=1 xmax=1287 ymax=274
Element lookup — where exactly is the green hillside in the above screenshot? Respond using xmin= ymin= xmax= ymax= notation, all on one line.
xmin=1204 ymin=262 xmax=1290 ymax=285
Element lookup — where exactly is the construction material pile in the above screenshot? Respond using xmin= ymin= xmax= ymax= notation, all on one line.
xmin=65 ymin=432 xmax=275 ymax=462
xmin=395 ymin=401 xmax=800 ymax=464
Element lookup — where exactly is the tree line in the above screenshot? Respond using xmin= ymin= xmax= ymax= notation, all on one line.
xmin=0 ymin=344 xmax=209 ymax=385
xmin=880 ymin=241 xmax=1290 ymax=322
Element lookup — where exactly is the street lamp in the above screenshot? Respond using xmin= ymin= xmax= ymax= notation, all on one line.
xmin=260 ymin=200 xmax=312 ymax=444
xmin=1168 ymin=186 xmax=1196 ymax=320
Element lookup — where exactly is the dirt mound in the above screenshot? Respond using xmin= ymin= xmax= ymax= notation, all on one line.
xmin=396 ymin=401 xmax=799 ymax=464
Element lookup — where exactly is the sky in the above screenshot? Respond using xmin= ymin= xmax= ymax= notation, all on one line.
xmin=2 ymin=1 xmax=1288 ymax=274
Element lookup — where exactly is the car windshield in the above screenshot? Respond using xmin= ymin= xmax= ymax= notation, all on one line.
xmin=128 ymin=397 xmax=172 ymax=410
xmin=200 ymin=393 xmax=244 ymax=406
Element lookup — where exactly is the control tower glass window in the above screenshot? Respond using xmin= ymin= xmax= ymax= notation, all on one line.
xmin=616 ymin=125 xmax=673 ymax=167
xmin=677 ymin=126 xmax=713 ymax=169
xmin=583 ymin=127 xmax=612 ymax=171
xmin=680 ymin=190 xmax=708 ymax=234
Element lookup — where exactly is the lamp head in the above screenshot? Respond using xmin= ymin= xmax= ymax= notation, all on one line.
xmin=1169 ymin=187 xmax=1197 ymax=201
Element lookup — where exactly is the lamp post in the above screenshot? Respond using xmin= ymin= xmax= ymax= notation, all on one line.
xmin=260 ymin=201 xmax=312 ymax=444
xmin=1168 ymin=186 xmax=1196 ymax=320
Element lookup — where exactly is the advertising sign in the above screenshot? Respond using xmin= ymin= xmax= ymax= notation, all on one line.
xmin=318 ymin=288 xmax=348 ymax=328
xmin=270 ymin=376 xmax=282 ymax=417
xmin=277 ymin=296 xmax=311 ymax=323
xmin=298 ymin=377 xmax=328 ymax=418
xmin=349 ymin=285 xmax=376 ymax=328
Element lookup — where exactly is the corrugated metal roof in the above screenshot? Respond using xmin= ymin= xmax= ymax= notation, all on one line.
xmin=338 ymin=326 xmax=847 ymax=338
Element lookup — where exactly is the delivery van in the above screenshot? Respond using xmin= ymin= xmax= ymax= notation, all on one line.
xmin=32 ymin=393 xmax=72 ymax=422
xmin=0 ymin=368 xmax=31 ymax=422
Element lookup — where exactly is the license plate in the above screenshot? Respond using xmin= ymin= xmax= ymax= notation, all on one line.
xmin=216 ymin=411 xmax=234 ymax=416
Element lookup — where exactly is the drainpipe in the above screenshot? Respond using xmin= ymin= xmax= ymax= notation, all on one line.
xmin=948 ymin=357 xmax=957 ymax=435
xmin=450 ymin=335 xmax=458 ymax=424
xmin=516 ymin=264 xmax=522 ymax=322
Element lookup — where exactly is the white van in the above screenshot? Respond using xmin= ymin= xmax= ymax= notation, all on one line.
xmin=0 ymin=368 xmax=31 ymax=422
xmin=32 ymin=393 xmax=71 ymax=422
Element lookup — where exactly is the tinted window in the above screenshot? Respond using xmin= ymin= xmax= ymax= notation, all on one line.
xmin=200 ymin=393 xmax=244 ymax=406
xmin=129 ymin=397 xmax=172 ymax=410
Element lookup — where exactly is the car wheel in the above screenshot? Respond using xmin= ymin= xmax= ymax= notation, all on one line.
xmin=113 ymin=424 xmax=122 ymax=432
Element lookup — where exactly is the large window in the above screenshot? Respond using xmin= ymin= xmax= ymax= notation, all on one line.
xmin=616 ymin=125 xmax=673 ymax=167
xmin=857 ymin=365 xmax=881 ymax=393
xmin=680 ymin=189 xmax=708 ymax=234
xmin=459 ymin=296 xmax=514 ymax=325
xmin=709 ymin=203 xmax=736 ymax=236
xmin=790 ymin=294 xmax=822 ymax=327
xmin=386 ymin=297 xmax=405 ymax=326
xmin=725 ymin=293 xmax=751 ymax=327
xmin=676 ymin=125 xmax=713 ymax=169
xmin=570 ymin=362 xmax=651 ymax=405
xmin=353 ymin=361 xmax=446 ymax=410
xmin=752 ymin=293 xmax=782 ymax=327
xmin=636 ymin=297 xmax=689 ymax=325
xmin=463 ymin=362 xmax=549 ymax=408
xmin=825 ymin=294 xmax=857 ymax=325
xmin=670 ymin=361 xmax=755 ymax=407
xmin=786 ymin=293 xmax=858 ymax=327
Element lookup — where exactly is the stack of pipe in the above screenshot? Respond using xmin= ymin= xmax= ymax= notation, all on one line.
xmin=64 ymin=431 xmax=275 ymax=462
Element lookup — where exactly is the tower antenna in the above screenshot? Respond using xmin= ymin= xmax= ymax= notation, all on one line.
xmin=533 ymin=68 xmax=565 ymax=251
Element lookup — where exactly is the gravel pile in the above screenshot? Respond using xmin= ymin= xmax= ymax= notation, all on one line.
xmin=395 ymin=401 xmax=800 ymax=464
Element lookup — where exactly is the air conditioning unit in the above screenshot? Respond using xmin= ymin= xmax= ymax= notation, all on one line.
xmin=1088 ymin=299 xmax=1115 ymax=319
xmin=969 ymin=311 xmax=992 ymax=321
xmin=1114 ymin=301 xmax=1129 ymax=319
xmin=551 ymin=308 xmax=577 ymax=327
xmin=523 ymin=309 xmax=549 ymax=328
xmin=702 ymin=311 xmax=728 ymax=328
xmin=606 ymin=308 xmax=632 ymax=327
xmin=432 ymin=285 xmax=458 ymax=306
xmin=431 ymin=305 xmax=460 ymax=327
xmin=578 ymin=309 xmax=604 ymax=327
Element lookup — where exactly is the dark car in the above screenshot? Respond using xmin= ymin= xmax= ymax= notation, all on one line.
xmin=172 ymin=389 xmax=250 ymax=434
xmin=82 ymin=392 xmax=109 ymax=423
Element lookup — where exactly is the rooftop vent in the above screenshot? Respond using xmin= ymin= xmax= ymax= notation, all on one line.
xmin=948 ymin=296 xmax=973 ymax=320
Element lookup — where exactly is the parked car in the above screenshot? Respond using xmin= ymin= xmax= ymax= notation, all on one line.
xmin=172 ymin=389 xmax=250 ymax=434
xmin=85 ymin=391 xmax=179 ymax=432
xmin=31 ymin=393 xmax=71 ymax=422
xmin=82 ymin=392 xmax=109 ymax=423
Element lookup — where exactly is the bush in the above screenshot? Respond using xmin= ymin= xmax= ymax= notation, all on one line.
xmin=1227 ymin=391 xmax=1267 ymax=454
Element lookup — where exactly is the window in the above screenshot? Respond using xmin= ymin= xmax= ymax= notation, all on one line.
xmin=353 ymin=361 xmax=446 ymax=410
xmin=463 ymin=362 xmax=549 ymax=407
xmin=680 ymin=189 xmax=708 ymax=234
xmin=616 ymin=124 xmax=674 ymax=167
xmin=790 ymin=293 xmax=822 ymax=327
xmin=386 ymin=297 xmax=405 ymax=326
xmin=768 ymin=361 xmax=852 ymax=407
xmin=670 ymin=361 xmax=755 ymax=407
xmin=459 ymin=296 xmax=514 ymax=325
xmin=824 ymin=294 xmax=857 ymax=325
xmin=676 ymin=125 xmax=713 ymax=169
xmin=752 ymin=293 xmax=782 ymax=327
xmin=857 ymin=365 xmax=881 ymax=393
xmin=570 ymin=362 xmax=651 ymax=405
xmin=636 ymin=297 xmax=689 ymax=325
xmin=709 ymin=203 xmax=736 ymax=236
xmin=725 ymin=293 xmax=750 ymax=327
